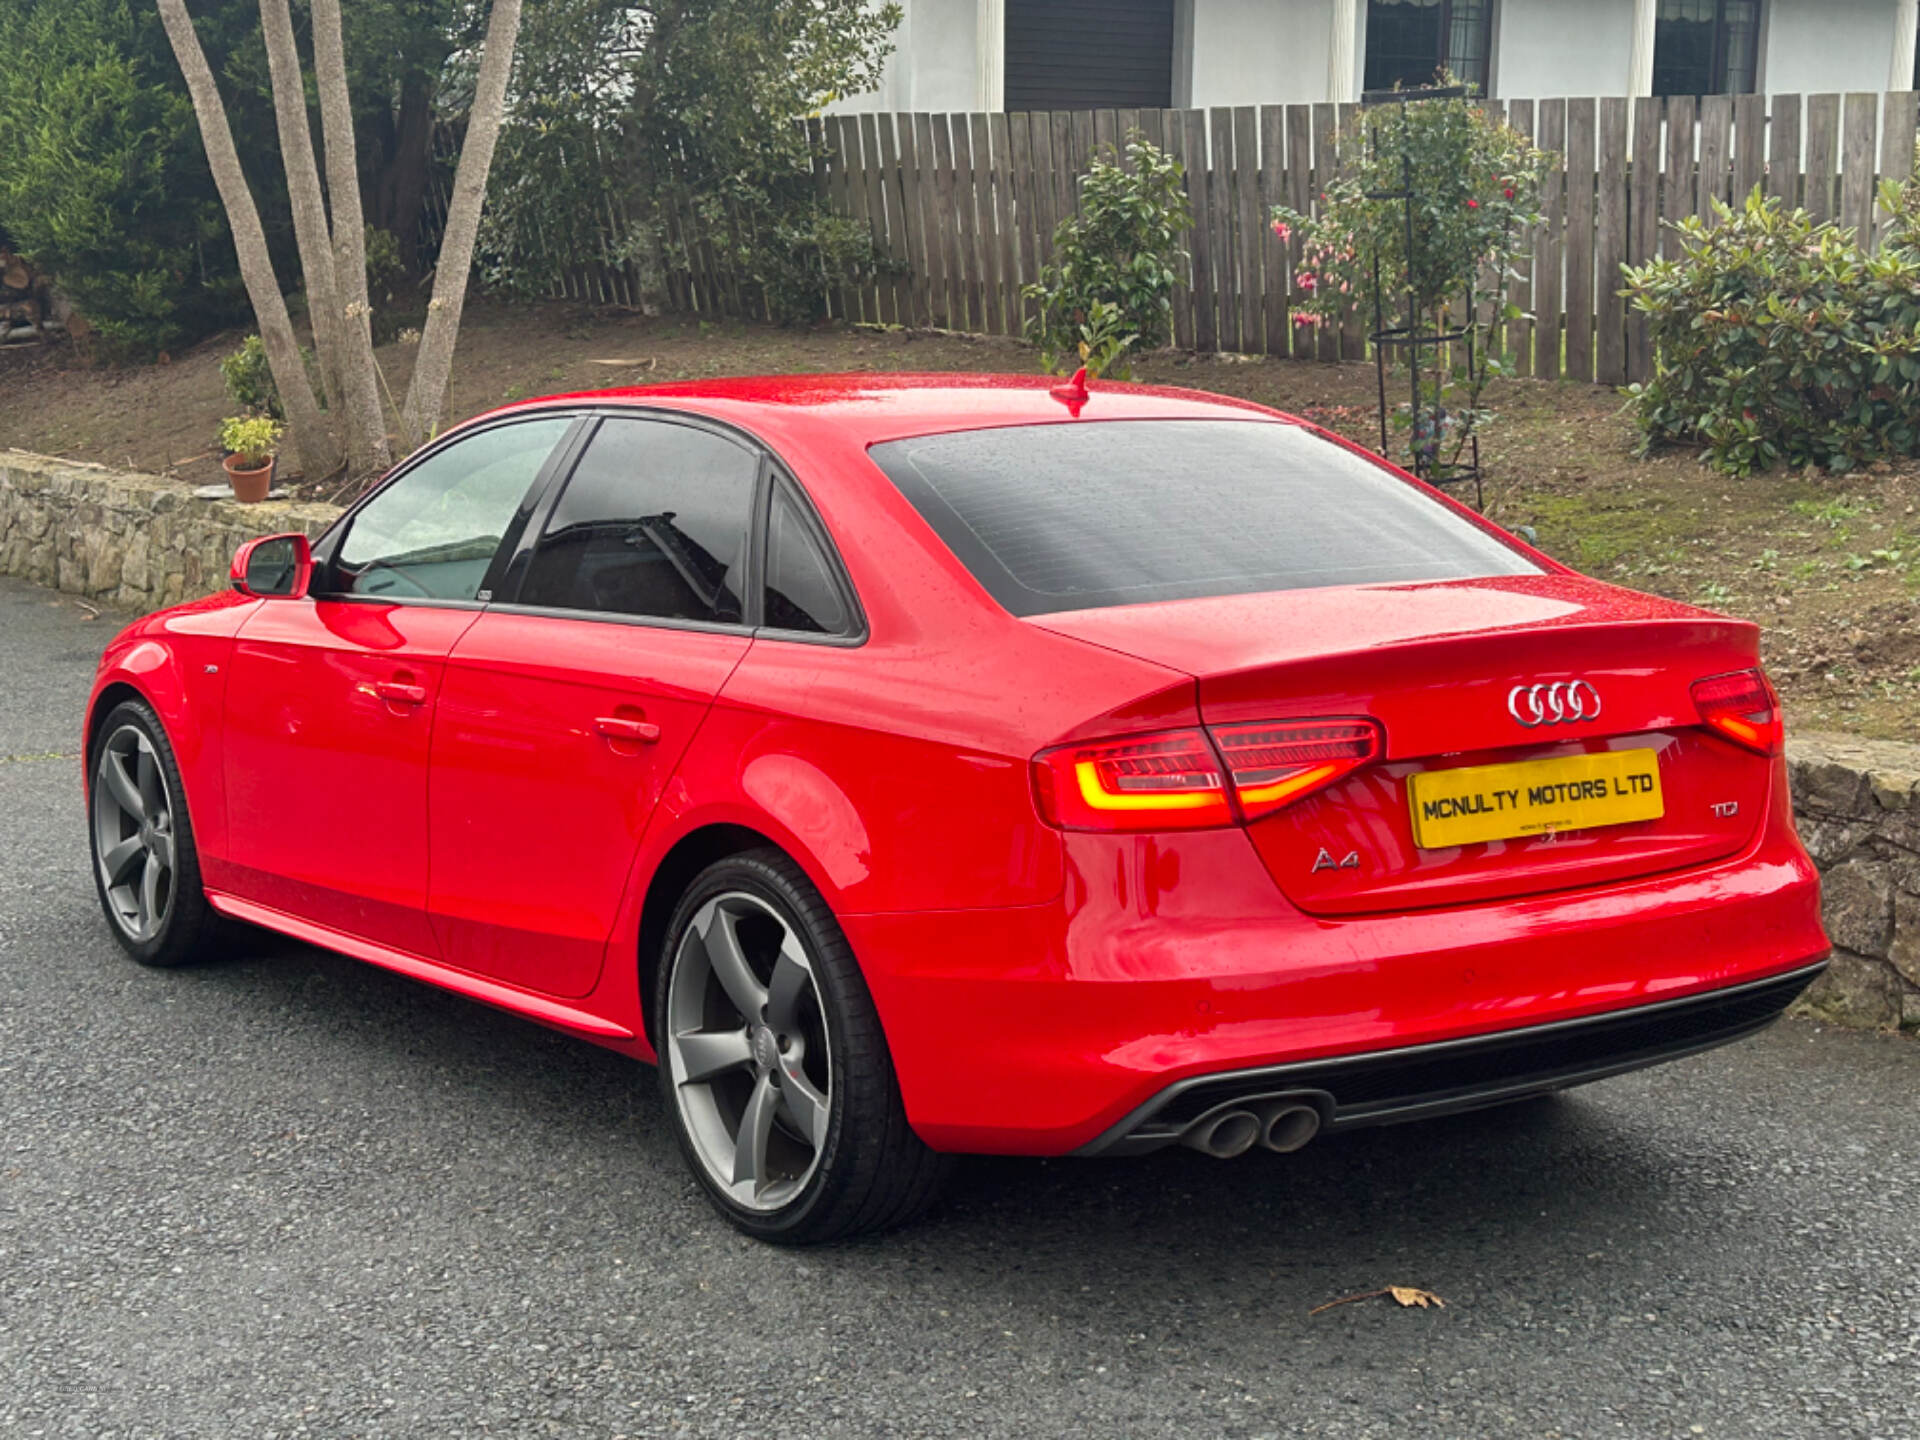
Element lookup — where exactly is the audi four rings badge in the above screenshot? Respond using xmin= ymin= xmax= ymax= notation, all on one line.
xmin=1507 ymin=680 xmax=1603 ymax=727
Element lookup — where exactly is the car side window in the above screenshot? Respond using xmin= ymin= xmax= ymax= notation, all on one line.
xmin=763 ymin=486 xmax=851 ymax=636
xmin=333 ymin=418 xmax=573 ymax=601
xmin=516 ymin=418 xmax=757 ymax=625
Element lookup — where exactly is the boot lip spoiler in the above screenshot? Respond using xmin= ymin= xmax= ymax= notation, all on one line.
xmin=1073 ymin=958 xmax=1828 ymax=1157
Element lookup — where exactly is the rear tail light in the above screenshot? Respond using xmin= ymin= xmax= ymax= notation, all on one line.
xmin=1032 ymin=717 xmax=1382 ymax=832
xmin=1690 ymin=668 xmax=1783 ymax=755
xmin=1209 ymin=718 xmax=1384 ymax=823
xmin=1031 ymin=729 xmax=1234 ymax=831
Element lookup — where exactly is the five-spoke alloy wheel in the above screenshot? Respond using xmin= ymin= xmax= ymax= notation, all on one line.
xmin=93 ymin=723 xmax=176 ymax=943
xmin=656 ymin=850 xmax=949 ymax=1243
xmin=666 ymin=891 xmax=834 ymax=1212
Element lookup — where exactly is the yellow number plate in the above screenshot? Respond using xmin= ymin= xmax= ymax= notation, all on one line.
xmin=1407 ymin=749 xmax=1664 ymax=849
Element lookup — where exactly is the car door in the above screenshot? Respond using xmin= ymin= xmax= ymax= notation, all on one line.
xmin=426 ymin=414 xmax=760 ymax=997
xmin=221 ymin=414 xmax=578 ymax=956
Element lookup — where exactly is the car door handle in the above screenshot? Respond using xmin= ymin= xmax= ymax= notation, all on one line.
xmin=374 ymin=681 xmax=429 ymax=706
xmin=594 ymin=715 xmax=661 ymax=744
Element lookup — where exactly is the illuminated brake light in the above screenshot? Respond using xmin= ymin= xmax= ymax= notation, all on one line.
xmin=1032 ymin=718 xmax=1384 ymax=831
xmin=1032 ymin=729 xmax=1234 ymax=831
xmin=1690 ymin=669 xmax=1783 ymax=755
xmin=1209 ymin=718 xmax=1384 ymax=822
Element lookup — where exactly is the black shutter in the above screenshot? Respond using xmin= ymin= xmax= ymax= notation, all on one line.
xmin=1004 ymin=0 xmax=1175 ymax=113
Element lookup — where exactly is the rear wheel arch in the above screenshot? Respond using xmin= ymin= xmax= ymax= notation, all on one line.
xmin=638 ymin=823 xmax=802 ymax=1045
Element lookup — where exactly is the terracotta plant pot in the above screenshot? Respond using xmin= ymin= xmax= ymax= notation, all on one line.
xmin=223 ymin=452 xmax=275 ymax=504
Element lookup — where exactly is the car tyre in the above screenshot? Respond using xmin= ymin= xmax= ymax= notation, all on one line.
xmin=87 ymin=699 xmax=223 ymax=968
xmin=656 ymin=848 xmax=950 ymax=1243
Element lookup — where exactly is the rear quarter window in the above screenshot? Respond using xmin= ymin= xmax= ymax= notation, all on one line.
xmin=869 ymin=419 xmax=1537 ymax=616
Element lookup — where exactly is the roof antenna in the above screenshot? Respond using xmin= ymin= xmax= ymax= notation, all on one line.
xmin=1048 ymin=366 xmax=1090 ymax=415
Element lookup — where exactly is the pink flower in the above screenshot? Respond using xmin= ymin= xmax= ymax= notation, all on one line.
xmin=1293 ymin=313 xmax=1322 ymax=327
xmin=1466 ymin=198 xmax=1479 ymax=209
xmin=1503 ymin=187 xmax=1515 ymax=199
xmin=1339 ymin=281 xmax=1350 ymax=294
xmin=1297 ymin=272 xmax=1318 ymax=293
xmin=1271 ymin=219 xmax=1291 ymax=241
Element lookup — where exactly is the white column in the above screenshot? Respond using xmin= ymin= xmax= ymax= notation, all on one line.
xmin=978 ymin=0 xmax=1005 ymax=111
xmin=1894 ymin=0 xmax=1918 ymax=95
xmin=1328 ymin=0 xmax=1358 ymax=103
xmin=1627 ymin=0 xmax=1657 ymax=98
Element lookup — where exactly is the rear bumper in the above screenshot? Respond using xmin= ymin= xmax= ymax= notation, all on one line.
xmin=847 ymin=785 xmax=1828 ymax=1156
xmin=1074 ymin=959 xmax=1825 ymax=1155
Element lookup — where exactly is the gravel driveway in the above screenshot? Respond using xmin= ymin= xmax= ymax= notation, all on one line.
xmin=3 ymin=574 xmax=1916 ymax=1440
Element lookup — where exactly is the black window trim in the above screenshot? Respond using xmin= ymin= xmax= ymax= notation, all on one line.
xmin=486 ymin=407 xmax=770 ymax=639
xmin=752 ymin=460 xmax=869 ymax=648
xmin=308 ymin=410 xmax=594 ymax=610
xmin=308 ymin=400 xmax=871 ymax=645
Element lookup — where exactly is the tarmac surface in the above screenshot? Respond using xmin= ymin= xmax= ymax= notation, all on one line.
xmin=3 ymin=574 xmax=1917 ymax=1439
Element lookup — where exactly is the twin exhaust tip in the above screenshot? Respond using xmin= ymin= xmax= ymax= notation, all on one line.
xmin=1180 ymin=1096 xmax=1324 ymax=1159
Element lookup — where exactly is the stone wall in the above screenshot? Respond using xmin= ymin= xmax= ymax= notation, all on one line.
xmin=1787 ymin=735 xmax=1920 ymax=1032
xmin=0 ymin=449 xmax=340 ymax=612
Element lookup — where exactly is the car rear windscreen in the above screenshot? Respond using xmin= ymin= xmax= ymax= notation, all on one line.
xmin=868 ymin=419 xmax=1538 ymax=616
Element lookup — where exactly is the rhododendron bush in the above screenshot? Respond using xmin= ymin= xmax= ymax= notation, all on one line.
xmin=1272 ymin=89 xmax=1550 ymax=478
xmin=1623 ymin=183 xmax=1920 ymax=476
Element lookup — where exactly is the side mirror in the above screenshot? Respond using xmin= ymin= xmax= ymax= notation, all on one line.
xmin=231 ymin=533 xmax=313 ymax=599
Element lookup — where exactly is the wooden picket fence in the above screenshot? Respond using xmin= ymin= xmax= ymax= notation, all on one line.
xmin=547 ymin=91 xmax=1920 ymax=387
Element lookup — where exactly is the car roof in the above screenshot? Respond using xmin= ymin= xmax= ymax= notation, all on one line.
xmin=479 ymin=372 xmax=1295 ymax=446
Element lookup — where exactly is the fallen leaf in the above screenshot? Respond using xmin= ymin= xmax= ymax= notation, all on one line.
xmin=1309 ymin=1285 xmax=1448 ymax=1316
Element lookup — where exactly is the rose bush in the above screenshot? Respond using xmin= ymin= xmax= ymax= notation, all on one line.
xmin=1272 ymin=90 xmax=1550 ymax=480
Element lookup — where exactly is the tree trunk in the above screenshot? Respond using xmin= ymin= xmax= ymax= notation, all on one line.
xmin=155 ymin=0 xmax=339 ymax=481
xmin=373 ymin=71 xmax=436 ymax=275
xmin=310 ymin=0 xmax=392 ymax=476
xmin=258 ymin=0 xmax=344 ymax=411
xmin=403 ymin=0 xmax=523 ymax=446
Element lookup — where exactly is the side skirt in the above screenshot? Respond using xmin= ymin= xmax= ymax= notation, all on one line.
xmin=205 ymin=890 xmax=635 ymax=1041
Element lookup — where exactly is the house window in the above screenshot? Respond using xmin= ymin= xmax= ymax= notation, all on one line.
xmin=1363 ymin=0 xmax=1494 ymax=95
xmin=1651 ymin=0 xmax=1761 ymax=97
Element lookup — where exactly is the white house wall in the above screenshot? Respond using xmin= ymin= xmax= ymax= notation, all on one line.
xmin=834 ymin=0 xmax=982 ymax=113
xmin=1189 ymin=0 xmax=1342 ymax=107
xmin=1763 ymin=0 xmax=1902 ymax=97
xmin=1492 ymin=0 xmax=1638 ymax=97
xmin=829 ymin=0 xmax=1911 ymax=116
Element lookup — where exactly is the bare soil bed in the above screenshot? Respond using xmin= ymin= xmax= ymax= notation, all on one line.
xmin=4 ymin=300 xmax=1915 ymax=739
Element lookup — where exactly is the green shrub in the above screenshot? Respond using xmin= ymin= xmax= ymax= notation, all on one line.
xmin=743 ymin=204 xmax=900 ymax=327
xmin=1024 ymin=135 xmax=1191 ymax=379
xmin=220 ymin=335 xmax=280 ymax=417
xmin=0 ymin=0 xmax=268 ymax=355
xmin=220 ymin=333 xmax=326 ymax=419
xmin=1623 ymin=186 xmax=1920 ymax=476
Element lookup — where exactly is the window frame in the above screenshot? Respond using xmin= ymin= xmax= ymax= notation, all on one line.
xmin=752 ymin=463 xmax=868 ymax=647
xmin=482 ymin=407 xmax=868 ymax=646
xmin=1651 ymin=0 xmax=1762 ymax=98
xmin=309 ymin=411 xmax=593 ymax=609
xmin=1361 ymin=0 xmax=1495 ymax=97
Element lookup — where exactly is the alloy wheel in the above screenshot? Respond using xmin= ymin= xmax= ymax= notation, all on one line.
xmin=92 ymin=724 xmax=176 ymax=943
xmin=665 ymin=892 xmax=833 ymax=1212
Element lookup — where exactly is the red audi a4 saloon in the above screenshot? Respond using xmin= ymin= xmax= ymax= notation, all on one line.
xmin=84 ymin=373 xmax=1829 ymax=1242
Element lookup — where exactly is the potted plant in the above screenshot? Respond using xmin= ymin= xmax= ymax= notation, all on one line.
xmin=219 ymin=416 xmax=283 ymax=503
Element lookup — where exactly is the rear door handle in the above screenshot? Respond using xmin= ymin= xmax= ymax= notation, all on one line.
xmin=374 ymin=681 xmax=429 ymax=705
xmin=594 ymin=715 xmax=661 ymax=744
